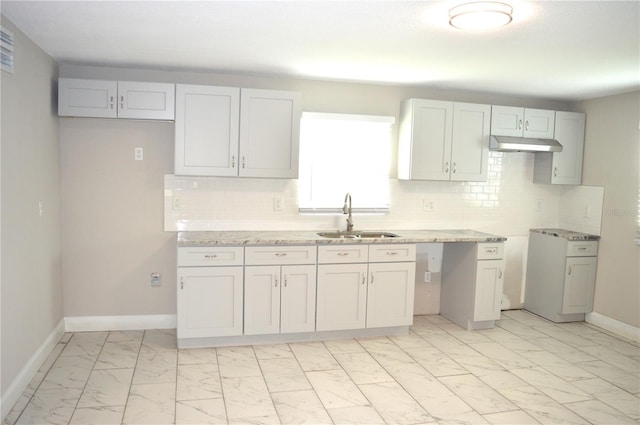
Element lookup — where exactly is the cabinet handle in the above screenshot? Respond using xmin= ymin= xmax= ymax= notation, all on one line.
xmin=370 ymin=273 xmax=374 ymax=284
xmin=180 ymin=277 xmax=183 ymax=290
xmin=120 ymin=95 xmax=124 ymax=109
xmin=337 ymin=252 xmax=349 ymax=257
xmin=274 ymin=275 xmax=278 ymax=287
xmin=485 ymin=247 xmax=497 ymax=254
xmin=110 ymin=96 xmax=114 ymax=110
xmin=525 ymin=120 xmax=529 ymax=131
xmin=242 ymin=156 xmax=246 ymax=168
xmin=498 ymin=269 xmax=503 ymax=279
xmin=204 ymin=254 xmax=217 ymax=259
xmin=452 ymin=162 xmax=457 ymax=174
xmin=275 ymin=252 xmax=287 ymax=257
xmin=232 ymin=155 xmax=236 ymax=168
xmin=444 ymin=162 xmax=449 ymax=173
xmin=284 ymin=276 xmax=287 ymax=287
xmin=518 ymin=119 xmax=523 ymax=130
xmin=554 ymin=166 xmax=558 ymax=177
xmin=568 ymin=266 xmax=572 ymax=275
xmin=386 ymin=251 xmax=398 ymax=256
xmin=362 ymin=273 xmax=366 ymax=285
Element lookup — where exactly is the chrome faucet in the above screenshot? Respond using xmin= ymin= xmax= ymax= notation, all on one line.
xmin=343 ymin=192 xmax=354 ymax=232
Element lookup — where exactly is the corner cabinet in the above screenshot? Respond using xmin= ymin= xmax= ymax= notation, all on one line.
xmin=58 ymin=78 xmax=175 ymax=120
xmin=397 ymin=99 xmax=490 ymax=182
xmin=177 ymin=247 xmax=244 ymax=339
xmin=441 ymin=242 xmax=505 ymax=330
xmin=533 ymin=111 xmax=586 ymax=185
xmin=174 ymin=84 xmax=301 ymax=178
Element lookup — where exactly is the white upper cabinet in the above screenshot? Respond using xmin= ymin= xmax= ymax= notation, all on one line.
xmin=398 ymin=99 xmax=490 ymax=181
xmin=533 ymin=111 xmax=586 ymax=185
xmin=175 ymin=84 xmax=240 ymax=177
xmin=239 ymin=89 xmax=301 ymax=178
xmin=491 ymin=106 xmax=555 ymax=139
xmin=58 ymin=78 xmax=175 ymax=120
xmin=175 ymin=85 xmax=301 ymax=178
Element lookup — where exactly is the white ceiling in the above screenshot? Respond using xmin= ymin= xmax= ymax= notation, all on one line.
xmin=2 ymin=1 xmax=638 ymax=101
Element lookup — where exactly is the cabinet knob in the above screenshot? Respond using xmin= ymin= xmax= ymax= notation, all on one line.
xmin=568 ymin=266 xmax=572 ymax=275
xmin=362 ymin=273 xmax=366 ymax=285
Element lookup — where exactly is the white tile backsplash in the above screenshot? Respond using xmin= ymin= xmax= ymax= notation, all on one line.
xmin=164 ymin=151 xmax=603 ymax=237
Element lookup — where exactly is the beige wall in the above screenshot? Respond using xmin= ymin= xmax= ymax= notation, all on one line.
xmin=574 ymin=91 xmax=640 ymax=328
xmin=1 ymin=17 xmax=62 ymax=396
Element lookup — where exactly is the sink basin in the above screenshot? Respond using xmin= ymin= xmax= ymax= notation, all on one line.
xmin=317 ymin=231 xmax=400 ymax=239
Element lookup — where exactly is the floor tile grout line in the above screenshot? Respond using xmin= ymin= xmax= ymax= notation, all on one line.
xmin=117 ymin=330 xmax=145 ymax=425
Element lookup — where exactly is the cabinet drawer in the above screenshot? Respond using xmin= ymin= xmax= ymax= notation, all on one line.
xmin=245 ymin=246 xmax=317 ymax=265
xmin=476 ymin=243 xmax=504 ymax=260
xmin=178 ymin=247 xmax=244 ymax=267
xmin=318 ymin=245 xmax=369 ymax=264
xmin=566 ymin=241 xmax=598 ymax=257
xmin=368 ymin=244 xmax=416 ymax=262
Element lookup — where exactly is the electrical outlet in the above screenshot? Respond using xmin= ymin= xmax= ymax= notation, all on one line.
xmin=134 ymin=147 xmax=144 ymax=161
xmin=173 ymin=198 xmax=182 ymax=210
xmin=274 ymin=196 xmax=283 ymax=211
xmin=535 ymin=199 xmax=542 ymax=212
xmin=151 ymin=272 xmax=161 ymax=287
xmin=423 ymin=200 xmax=434 ymax=212
xmin=424 ymin=271 xmax=432 ymax=283
xmin=584 ymin=205 xmax=592 ymax=218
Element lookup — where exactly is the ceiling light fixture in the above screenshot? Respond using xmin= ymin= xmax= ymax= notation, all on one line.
xmin=449 ymin=2 xmax=513 ymax=31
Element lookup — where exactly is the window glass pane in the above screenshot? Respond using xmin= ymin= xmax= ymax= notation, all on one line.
xmin=298 ymin=113 xmax=393 ymax=211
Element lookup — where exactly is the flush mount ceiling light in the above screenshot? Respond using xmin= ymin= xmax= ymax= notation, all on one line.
xmin=449 ymin=2 xmax=513 ymax=30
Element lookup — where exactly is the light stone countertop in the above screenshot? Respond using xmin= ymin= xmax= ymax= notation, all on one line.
xmin=177 ymin=229 xmax=507 ymax=246
xmin=530 ymin=228 xmax=600 ymax=241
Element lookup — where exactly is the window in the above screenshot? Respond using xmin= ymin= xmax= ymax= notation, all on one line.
xmin=298 ymin=112 xmax=394 ymax=212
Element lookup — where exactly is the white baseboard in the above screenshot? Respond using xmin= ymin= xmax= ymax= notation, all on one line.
xmin=1 ymin=319 xmax=65 ymax=421
xmin=64 ymin=314 xmax=177 ymax=332
xmin=586 ymin=312 xmax=640 ymax=342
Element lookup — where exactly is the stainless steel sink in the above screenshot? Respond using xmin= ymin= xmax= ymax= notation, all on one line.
xmin=317 ymin=231 xmax=400 ymax=239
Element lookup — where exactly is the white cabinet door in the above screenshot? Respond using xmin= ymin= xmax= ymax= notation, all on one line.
xmin=450 ymin=102 xmax=491 ymax=182
xmin=316 ymin=263 xmax=368 ymax=331
xmin=117 ymin=81 xmax=175 ymax=120
xmin=490 ymin=106 xmax=523 ymax=137
xmin=473 ymin=259 xmax=504 ymax=321
xmin=366 ymin=262 xmax=416 ymax=328
xmin=562 ymin=256 xmax=597 ymax=314
xmin=281 ymin=265 xmax=317 ymax=333
xmin=58 ymin=78 xmax=117 ymax=118
xmin=491 ymin=106 xmax=555 ymax=139
xmin=174 ymin=84 xmax=240 ymax=176
xmin=239 ymin=89 xmax=301 ymax=178
xmin=551 ymin=111 xmax=586 ymax=185
xmin=245 ymin=266 xmax=281 ymax=335
xmin=177 ymin=266 xmax=243 ymax=338
xmin=398 ymin=99 xmax=453 ymax=180
xmin=523 ymin=109 xmax=555 ymax=139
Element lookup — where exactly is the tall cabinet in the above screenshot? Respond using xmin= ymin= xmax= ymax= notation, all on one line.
xmin=397 ymin=99 xmax=491 ymax=181
xmin=174 ymin=84 xmax=301 ymax=178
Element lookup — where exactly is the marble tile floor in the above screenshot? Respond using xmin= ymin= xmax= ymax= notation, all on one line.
xmin=3 ymin=310 xmax=639 ymax=425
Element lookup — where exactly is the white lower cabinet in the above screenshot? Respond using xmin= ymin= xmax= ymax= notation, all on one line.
xmin=244 ymin=264 xmax=317 ymax=335
xmin=177 ymin=265 xmax=244 ymax=339
xmin=244 ymin=246 xmax=317 ymax=335
xmin=316 ymin=244 xmax=416 ymax=331
xmin=441 ymin=242 xmax=505 ymax=330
